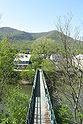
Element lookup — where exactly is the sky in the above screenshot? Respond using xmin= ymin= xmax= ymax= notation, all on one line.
xmin=0 ymin=0 xmax=83 ymax=33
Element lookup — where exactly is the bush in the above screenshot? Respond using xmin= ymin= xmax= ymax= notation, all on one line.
xmin=59 ymin=105 xmax=73 ymax=124
xmin=0 ymin=85 xmax=30 ymax=124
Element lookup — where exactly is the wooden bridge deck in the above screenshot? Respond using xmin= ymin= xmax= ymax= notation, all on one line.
xmin=34 ymin=69 xmax=51 ymax=124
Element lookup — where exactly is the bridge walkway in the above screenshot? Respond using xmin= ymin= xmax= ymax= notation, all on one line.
xmin=26 ymin=69 xmax=56 ymax=124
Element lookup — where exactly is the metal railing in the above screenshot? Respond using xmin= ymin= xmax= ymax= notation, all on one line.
xmin=41 ymin=70 xmax=57 ymax=124
xmin=26 ymin=69 xmax=39 ymax=124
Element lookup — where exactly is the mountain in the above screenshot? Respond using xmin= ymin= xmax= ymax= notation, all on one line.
xmin=0 ymin=27 xmax=62 ymax=42
xmin=0 ymin=27 xmax=82 ymax=53
xmin=0 ymin=27 xmax=82 ymax=43
xmin=0 ymin=27 xmax=34 ymax=41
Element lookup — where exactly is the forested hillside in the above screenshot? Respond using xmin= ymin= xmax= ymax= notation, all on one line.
xmin=0 ymin=27 xmax=83 ymax=54
xmin=0 ymin=27 xmax=74 ymax=42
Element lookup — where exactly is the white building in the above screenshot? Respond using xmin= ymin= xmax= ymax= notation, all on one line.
xmin=14 ymin=53 xmax=31 ymax=65
xmin=14 ymin=53 xmax=31 ymax=70
xmin=72 ymin=54 xmax=83 ymax=70
xmin=50 ymin=54 xmax=61 ymax=62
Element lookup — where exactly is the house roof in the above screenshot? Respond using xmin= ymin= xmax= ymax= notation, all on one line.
xmin=14 ymin=53 xmax=31 ymax=62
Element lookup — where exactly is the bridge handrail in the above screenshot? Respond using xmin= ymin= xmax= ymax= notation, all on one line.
xmin=41 ymin=70 xmax=57 ymax=124
xmin=26 ymin=69 xmax=38 ymax=124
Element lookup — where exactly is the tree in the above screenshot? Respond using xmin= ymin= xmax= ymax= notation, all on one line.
xmin=31 ymin=38 xmax=56 ymax=69
xmin=0 ymin=38 xmax=17 ymax=101
xmin=54 ymin=15 xmax=83 ymax=124
xmin=0 ymin=38 xmax=17 ymax=83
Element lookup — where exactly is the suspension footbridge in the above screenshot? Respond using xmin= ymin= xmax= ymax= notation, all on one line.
xmin=26 ymin=69 xmax=56 ymax=124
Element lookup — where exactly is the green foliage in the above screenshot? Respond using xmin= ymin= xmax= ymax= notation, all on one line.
xmin=0 ymin=84 xmax=32 ymax=124
xmin=12 ymin=40 xmax=32 ymax=52
xmin=6 ymin=86 xmax=28 ymax=124
xmin=41 ymin=59 xmax=55 ymax=72
xmin=32 ymin=38 xmax=56 ymax=57
xmin=20 ymin=65 xmax=35 ymax=83
xmin=58 ymin=104 xmax=73 ymax=124
xmin=54 ymin=104 xmax=73 ymax=124
xmin=31 ymin=38 xmax=56 ymax=69
xmin=0 ymin=38 xmax=17 ymax=84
